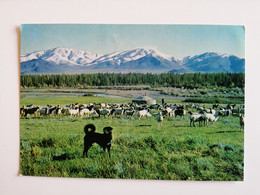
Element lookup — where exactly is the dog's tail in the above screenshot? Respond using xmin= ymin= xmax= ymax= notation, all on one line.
xmin=84 ymin=124 xmax=96 ymax=134
xmin=103 ymin=126 xmax=113 ymax=134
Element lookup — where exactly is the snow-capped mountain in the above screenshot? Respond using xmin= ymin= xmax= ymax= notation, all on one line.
xmin=21 ymin=47 xmax=101 ymax=66
xmin=20 ymin=50 xmax=46 ymax=62
xmin=91 ymin=48 xmax=179 ymax=64
xmin=20 ymin=47 xmax=245 ymax=74
xmin=87 ymin=48 xmax=182 ymax=73
xmin=20 ymin=48 xmax=103 ymax=74
xmin=169 ymin=52 xmax=245 ymax=73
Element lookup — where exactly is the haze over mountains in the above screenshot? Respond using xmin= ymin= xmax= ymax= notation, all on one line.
xmin=20 ymin=47 xmax=245 ymax=74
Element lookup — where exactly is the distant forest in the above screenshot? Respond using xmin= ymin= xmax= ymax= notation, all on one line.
xmin=20 ymin=72 xmax=245 ymax=88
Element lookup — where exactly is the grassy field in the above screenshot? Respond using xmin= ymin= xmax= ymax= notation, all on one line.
xmin=20 ymin=95 xmax=244 ymax=180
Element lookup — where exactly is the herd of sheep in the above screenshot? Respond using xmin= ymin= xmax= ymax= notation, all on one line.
xmin=20 ymin=102 xmax=245 ymax=129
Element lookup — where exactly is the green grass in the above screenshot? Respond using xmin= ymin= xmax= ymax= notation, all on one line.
xmin=184 ymin=97 xmax=244 ymax=104
xmin=20 ymin=95 xmax=244 ymax=180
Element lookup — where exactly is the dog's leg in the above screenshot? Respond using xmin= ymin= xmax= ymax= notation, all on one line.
xmin=83 ymin=145 xmax=91 ymax=158
xmin=108 ymin=148 xmax=111 ymax=158
xmin=101 ymin=146 xmax=111 ymax=158
xmin=83 ymin=148 xmax=87 ymax=157
xmin=107 ymin=145 xmax=111 ymax=158
xmin=102 ymin=147 xmax=106 ymax=156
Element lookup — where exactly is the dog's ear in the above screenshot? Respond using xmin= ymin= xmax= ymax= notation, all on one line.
xmin=103 ymin=126 xmax=113 ymax=134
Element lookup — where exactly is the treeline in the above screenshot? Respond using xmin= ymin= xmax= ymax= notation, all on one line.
xmin=20 ymin=72 xmax=245 ymax=88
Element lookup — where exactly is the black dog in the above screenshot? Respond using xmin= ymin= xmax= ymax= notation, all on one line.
xmin=83 ymin=124 xmax=113 ymax=158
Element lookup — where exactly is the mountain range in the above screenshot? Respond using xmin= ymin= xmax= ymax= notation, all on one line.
xmin=20 ymin=47 xmax=245 ymax=74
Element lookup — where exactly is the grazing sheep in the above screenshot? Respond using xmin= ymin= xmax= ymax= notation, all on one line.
xmin=165 ymin=107 xmax=175 ymax=117
xmin=22 ymin=106 xmax=40 ymax=117
xmin=65 ymin=108 xmax=79 ymax=116
xmin=197 ymin=106 xmax=205 ymax=112
xmin=111 ymin=108 xmax=124 ymax=117
xmin=137 ymin=109 xmax=152 ymax=118
xmin=124 ymin=109 xmax=135 ymax=117
xmin=38 ymin=106 xmax=49 ymax=116
xmin=79 ymin=108 xmax=91 ymax=117
xmin=156 ymin=112 xmax=164 ymax=124
xmin=188 ymin=111 xmax=204 ymax=127
xmin=174 ymin=109 xmax=186 ymax=117
xmin=239 ymin=114 xmax=244 ymax=130
xmin=96 ymin=108 xmax=111 ymax=117
xmin=232 ymin=107 xmax=245 ymax=115
xmin=219 ymin=109 xmax=232 ymax=117
xmin=212 ymin=104 xmax=219 ymax=109
xmin=20 ymin=106 xmax=25 ymax=117
xmin=48 ymin=105 xmax=61 ymax=116
xmin=209 ymin=108 xmax=216 ymax=115
xmin=203 ymin=112 xmax=219 ymax=126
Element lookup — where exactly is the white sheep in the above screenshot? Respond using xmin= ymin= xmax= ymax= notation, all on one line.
xmin=203 ymin=112 xmax=219 ymax=126
xmin=239 ymin=114 xmax=244 ymax=130
xmin=209 ymin=108 xmax=216 ymax=115
xmin=65 ymin=108 xmax=79 ymax=116
xmin=79 ymin=108 xmax=91 ymax=117
xmin=164 ymin=107 xmax=175 ymax=117
xmin=137 ymin=109 xmax=152 ymax=118
xmin=188 ymin=112 xmax=204 ymax=127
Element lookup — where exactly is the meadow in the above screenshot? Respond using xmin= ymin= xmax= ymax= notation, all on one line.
xmin=20 ymin=95 xmax=244 ymax=181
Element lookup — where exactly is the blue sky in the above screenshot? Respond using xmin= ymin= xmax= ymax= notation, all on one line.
xmin=21 ymin=24 xmax=245 ymax=58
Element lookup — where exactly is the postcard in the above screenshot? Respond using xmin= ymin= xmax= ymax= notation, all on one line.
xmin=20 ymin=24 xmax=245 ymax=180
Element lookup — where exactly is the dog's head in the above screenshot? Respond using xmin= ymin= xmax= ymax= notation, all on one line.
xmin=103 ymin=126 xmax=113 ymax=134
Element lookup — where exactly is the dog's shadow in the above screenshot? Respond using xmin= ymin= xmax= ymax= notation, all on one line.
xmin=207 ymin=130 xmax=241 ymax=134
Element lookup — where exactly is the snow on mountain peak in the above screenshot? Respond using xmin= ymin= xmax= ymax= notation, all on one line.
xmin=20 ymin=50 xmax=46 ymax=62
xmin=41 ymin=47 xmax=102 ymax=65
xmin=20 ymin=47 xmax=245 ymax=74
xmin=90 ymin=47 xmax=178 ymax=65
xmin=21 ymin=47 xmax=101 ymax=66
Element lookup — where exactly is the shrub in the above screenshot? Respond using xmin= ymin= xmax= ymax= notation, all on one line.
xmin=31 ymin=146 xmax=42 ymax=158
xmin=40 ymin=138 xmax=55 ymax=147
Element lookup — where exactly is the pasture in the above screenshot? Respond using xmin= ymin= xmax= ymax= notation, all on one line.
xmin=20 ymin=94 xmax=244 ymax=180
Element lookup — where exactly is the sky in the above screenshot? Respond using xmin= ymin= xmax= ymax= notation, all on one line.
xmin=21 ymin=24 xmax=245 ymax=58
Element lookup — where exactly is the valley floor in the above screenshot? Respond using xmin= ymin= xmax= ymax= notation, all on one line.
xmin=20 ymin=92 xmax=244 ymax=180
